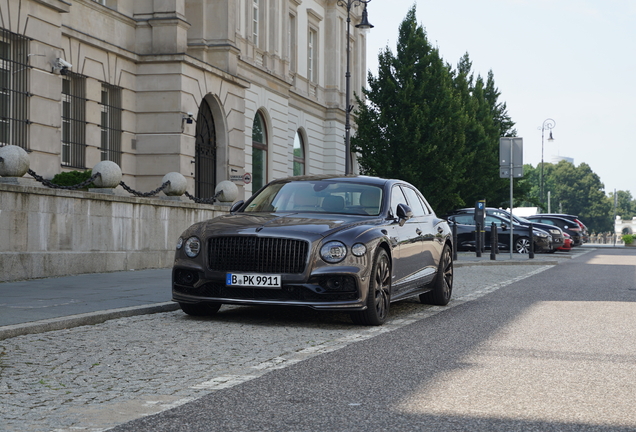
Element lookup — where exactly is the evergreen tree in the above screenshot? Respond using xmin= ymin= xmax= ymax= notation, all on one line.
xmin=351 ymin=6 xmax=467 ymax=214
xmin=452 ymin=56 xmax=517 ymax=208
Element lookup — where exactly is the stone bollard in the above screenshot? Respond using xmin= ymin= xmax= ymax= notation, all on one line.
xmin=215 ymin=180 xmax=238 ymax=203
xmin=90 ymin=160 xmax=124 ymax=195
xmin=0 ymin=145 xmax=37 ymax=186
xmin=160 ymin=172 xmax=188 ymax=201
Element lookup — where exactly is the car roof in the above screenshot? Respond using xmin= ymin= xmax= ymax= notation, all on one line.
xmin=268 ymin=175 xmax=395 ymax=188
xmin=541 ymin=213 xmax=579 ymax=219
xmin=527 ymin=215 xmax=574 ymax=223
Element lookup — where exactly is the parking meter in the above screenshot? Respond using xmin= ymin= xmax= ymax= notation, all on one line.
xmin=474 ymin=200 xmax=486 ymax=253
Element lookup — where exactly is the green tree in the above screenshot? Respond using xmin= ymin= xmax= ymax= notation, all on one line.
xmin=351 ymin=6 xmax=467 ymax=214
xmin=609 ymin=190 xmax=635 ymax=221
xmin=452 ymin=57 xmax=518 ymax=208
xmin=520 ymin=161 xmax=612 ymax=232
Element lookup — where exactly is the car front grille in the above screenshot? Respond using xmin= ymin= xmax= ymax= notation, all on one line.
xmin=208 ymin=236 xmax=309 ymax=274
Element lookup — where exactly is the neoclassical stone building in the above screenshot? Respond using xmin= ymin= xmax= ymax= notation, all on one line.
xmin=0 ymin=0 xmax=369 ymax=199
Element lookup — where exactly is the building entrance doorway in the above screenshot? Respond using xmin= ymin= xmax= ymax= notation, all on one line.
xmin=194 ymin=98 xmax=217 ymax=198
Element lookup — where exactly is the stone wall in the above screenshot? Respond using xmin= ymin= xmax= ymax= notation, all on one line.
xmin=0 ymin=183 xmax=230 ymax=282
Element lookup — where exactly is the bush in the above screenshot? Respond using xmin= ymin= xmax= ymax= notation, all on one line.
xmin=622 ymin=234 xmax=634 ymax=245
xmin=50 ymin=170 xmax=94 ymax=188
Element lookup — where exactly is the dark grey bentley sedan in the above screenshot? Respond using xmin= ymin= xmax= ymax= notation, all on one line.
xmin=172 ymin=175 xmax=453 ymax=326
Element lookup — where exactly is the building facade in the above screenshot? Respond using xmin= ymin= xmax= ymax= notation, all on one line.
xmin=0 ymin=0 xmax=369 ymax=199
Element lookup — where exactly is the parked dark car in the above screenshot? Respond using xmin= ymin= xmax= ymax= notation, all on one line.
xmin=540 ymin=213 xmax=589 ymax=243
xmin=525 ymin=215 xmax=583 ymax=246
xmin=446 ymin=207 xmax=565 ymax=252
xmin=172 ymin=175 xmax=454 ymax=326
xmin=444 ymin=213 xmax=552 ymax=253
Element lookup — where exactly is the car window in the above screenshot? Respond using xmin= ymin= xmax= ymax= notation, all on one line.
xmin=390 ymin=186 xmax=408 ymax=218
xmin=484 ymin=215 xmax=502 ymax=226
xmin=418 ymin=196 xmax=433 ymax=215
xmin=401 ymin=186 xmax=426 ymax=217
xmin=453 ymin=215 xmax=474 ymax=225
xmin=244 ymin=180 xmax=383 ymax=216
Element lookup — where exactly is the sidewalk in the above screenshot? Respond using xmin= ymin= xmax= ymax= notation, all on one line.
xmin=0 ymin=268 xmax=177 ymax=340
xmin=0 ymin=249 xmax=592 ymax=340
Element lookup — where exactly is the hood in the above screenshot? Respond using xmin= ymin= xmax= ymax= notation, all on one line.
xmin=195 ymin=212 xmax=376 ymax=239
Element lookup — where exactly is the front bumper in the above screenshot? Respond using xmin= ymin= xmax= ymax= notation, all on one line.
xmin=172 ymin=267 xmax=369 ymax=311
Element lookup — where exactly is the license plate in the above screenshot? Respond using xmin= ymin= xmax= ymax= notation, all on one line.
xmin=226 ymin=273 xmax=281 ymax=288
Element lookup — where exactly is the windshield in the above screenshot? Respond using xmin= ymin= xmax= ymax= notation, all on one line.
xmin=243 ymin=180 xmax=384 ymax=216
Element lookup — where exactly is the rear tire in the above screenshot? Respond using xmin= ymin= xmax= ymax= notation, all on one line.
xmin=179 ymin=302 xmax=222 ymax=316
xmin=350 ymin=249 xmax=391 ymax=326
xmin=420 ymin=243 xmax=453 ymax=306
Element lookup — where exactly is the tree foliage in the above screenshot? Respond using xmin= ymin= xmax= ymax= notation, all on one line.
xmin=351 ymin=6 xmax=516 ymax=215
xmin=520 ymin=161 xmax=613 ymax=232
xmin=608 ymin=190 xmax=635 ymax=221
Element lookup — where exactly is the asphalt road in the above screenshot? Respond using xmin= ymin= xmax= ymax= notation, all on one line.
xmin=105 ymin=248 xmax=636 ymax=432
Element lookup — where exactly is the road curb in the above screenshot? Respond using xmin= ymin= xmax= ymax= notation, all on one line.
xmin=0 ymin=302 xmax=180 ymax=341
xmin=454 ymin=260 xmax=560 ymax=267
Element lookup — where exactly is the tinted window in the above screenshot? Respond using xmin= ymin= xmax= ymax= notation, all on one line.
xmin=454 ymin=215 xmax=475 ymax=225
xmin=390 ymin=186 xmax=408 ymax=218
xmin=402 ymin=186 xmax=426 ymax=217
xmin=244 ymin=180 xmax=383 ymax=216
xmin=485 ymin=215 xmax=502 ymax=225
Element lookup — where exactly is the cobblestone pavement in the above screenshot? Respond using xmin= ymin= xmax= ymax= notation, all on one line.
xmin=0 ymin=263 xmax=559 ymax=432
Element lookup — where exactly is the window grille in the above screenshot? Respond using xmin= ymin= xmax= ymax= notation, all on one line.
xmin=308 ymin=29 xmax=317 ymax=83
xmin=0 ymin=28 xmax=30 ymax=150
xmin=99 ymin=82 xmax=122 ymax=165
xmin=62 ymin=72 xmax=86 ymax=168
xmin=252 ymin=0 xmax=259 ymax=46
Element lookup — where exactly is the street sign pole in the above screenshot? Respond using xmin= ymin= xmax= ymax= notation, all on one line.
xmin=509 ymin=139 xmax=514 ymax=259
xmin=500 ymin=137 xmax=524 ymax=259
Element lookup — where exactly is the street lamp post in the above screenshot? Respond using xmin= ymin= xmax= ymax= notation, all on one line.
xmin=338 ymin=0 xmax=373 ymax=175
xmin=538 ymin=118 xmax=555 ymax=207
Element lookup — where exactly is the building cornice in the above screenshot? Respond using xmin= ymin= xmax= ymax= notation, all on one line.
xmin=33 ymin=0 xmax=70 ymax=13
xmin=306 ymin=8 xmax=324 ymax=22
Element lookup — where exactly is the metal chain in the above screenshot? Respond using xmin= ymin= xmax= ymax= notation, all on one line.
xmin=184 ymin=189 xmax=223 ymax=204
xmin=119 ymin=181 xmax=171 ymax=197
xmin=27 ymin=169 xmax=101 ymax=190
xmin=26 ymin=169 xmax=218 ymax=203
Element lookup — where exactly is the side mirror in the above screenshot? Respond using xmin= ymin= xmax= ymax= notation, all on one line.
xmin=230 ymin=200 xmax=244 ymax=214
xmin=500 ymin=222 xmax=508 ymax=230
xmin=396 ymin=203 xmax=413 ymax=227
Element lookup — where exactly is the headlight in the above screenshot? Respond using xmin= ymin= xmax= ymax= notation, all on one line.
xmin=320 ymin=241 xmax=347 ymax=263
xmin=549 ymin=229 xmax=560 ymax=235
xmin=534 ymin=230 xmax=548 ymax=238
xmin=184 ymin=236 xmax=201 ymax=258
xmin=176 ymin=237 xmax=184 ymax=250
xmin=351 ymin=243 xmax=367 ymax=257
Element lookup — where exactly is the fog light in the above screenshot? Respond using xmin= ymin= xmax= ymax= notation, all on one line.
xmin=175 ymin=269 xmax=199 ymax=286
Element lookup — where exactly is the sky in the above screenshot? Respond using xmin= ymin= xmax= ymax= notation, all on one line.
xmin=363 ymin=0 xmax=635 ymax=196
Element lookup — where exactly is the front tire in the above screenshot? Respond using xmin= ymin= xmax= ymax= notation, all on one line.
xmin=420 ymin=243 xmax=453 ymax=306
xmin=515 ymin=237 xmax=531 ymax=254
xmin=179 ymin=302 xmax=222 ymax=316
xmin=351 ymin=249 xmax=391 ymax=326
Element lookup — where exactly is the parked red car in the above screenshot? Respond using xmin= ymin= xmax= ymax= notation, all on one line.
xmin=557 ymin=232 xmax=573 ymax=252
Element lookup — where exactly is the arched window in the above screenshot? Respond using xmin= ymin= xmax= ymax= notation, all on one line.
xmin=252 ymin=112 xmax=267 ymax=191
xmin=293 ymin=130 xmax=305 ymax=176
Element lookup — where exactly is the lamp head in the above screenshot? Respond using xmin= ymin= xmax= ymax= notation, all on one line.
xmin=355 ymin=3 xmax=374 ymax=31
xmin=548 ymin=131 xmax=554 ymax=142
